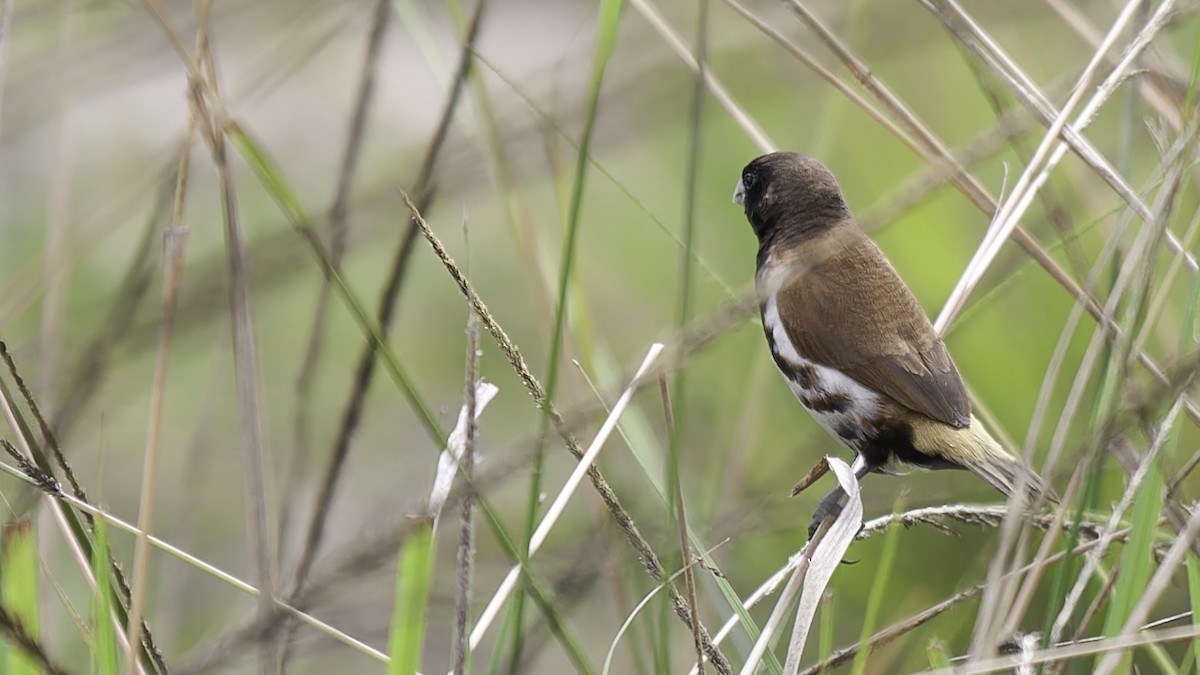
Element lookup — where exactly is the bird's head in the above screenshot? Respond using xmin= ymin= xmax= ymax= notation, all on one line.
xmin=733 ymin=152 xmax=850 ymax=244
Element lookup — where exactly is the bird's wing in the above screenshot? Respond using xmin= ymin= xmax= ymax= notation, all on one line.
xmin=769 ymin=228 xmax=971 ymax=428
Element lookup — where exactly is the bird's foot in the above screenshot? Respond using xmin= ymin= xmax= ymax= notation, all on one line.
xmin=807 ymin=487 xmax=848 ymax=540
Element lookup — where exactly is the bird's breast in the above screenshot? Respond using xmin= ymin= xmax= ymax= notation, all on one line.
xmin=761 ymin=295 xmax=881 ymax=450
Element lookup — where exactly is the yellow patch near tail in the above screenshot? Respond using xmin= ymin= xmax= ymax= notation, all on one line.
xmin=909 ymin=415 xmax=1057 ymax=502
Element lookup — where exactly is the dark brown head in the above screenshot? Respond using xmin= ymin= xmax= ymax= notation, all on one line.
xmin=733 ymin=152 xmax=851 ymax=247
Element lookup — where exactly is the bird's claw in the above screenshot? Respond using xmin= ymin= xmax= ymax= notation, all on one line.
xmin=807 ymin=487 xmax=847 ymax=539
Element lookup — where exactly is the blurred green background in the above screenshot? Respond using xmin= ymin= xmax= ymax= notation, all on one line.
xmin=2 ymin=0 xmax=1199 ymax=672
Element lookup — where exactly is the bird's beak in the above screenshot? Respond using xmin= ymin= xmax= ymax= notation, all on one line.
xmin=732 ymin=178 xmax=745 ymax=206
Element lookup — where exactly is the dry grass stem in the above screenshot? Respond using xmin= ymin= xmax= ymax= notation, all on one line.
xmin=630 ymin=0 xmax=773 ymax=152
xmin=798 ymin=584 xmax=985 ymax=675
xmin=1048 ymin=400 xmax=1184 ymax=647
xmin=49 ymin=166 xmax=169 ymax=440
xmin=1095 ymin=459 xmax=1200 ymax=672
xmin=0 ymin=356 xmax=153 ymax=667
xmin=190 ymin=2 xmax=280 ymax=668
xmin=660 ymin=375 xmax=707 ymax=675
xmin=284 ymin=2 xmax=483 ymax=607
xmin=922 ymin=0 xmax=1197 ymax=273
xmin=974 ymin=130 xmax=1199 ymax=651
xmin=1042 ymin=0 xmax=1183 ymax=129
xmin=408 ymin=189 xmax=735 ymax=673
xmin=938 ymin=0 xmax=1180 ymax=335
xmin=0 ymin=341 xmax=167 ymax=670
xmin=40 ymin=0 xmax=77 ymax=415
xmin=283 ymin=0 xmax=391 ymax=561
xmin=857 ymin=103 xmax=1040 ymax=233
xmin=721 ymin=0 xmax=915 ymax=153
xmin=10 ymin=1 xmax=1200 ymax=671
xmin=0 ymin=454 xmax=392 ymax=667
xmin=124 ymin=144 xmax=192 ymax=675
xmin=0 ymin=603 xmax=71 ymax=675
xmin=940 ymin=622 xmax=1200 ymax=675
xmin=454 ymin=314 xmax=481 ymax=675
xmin=468 ymin=344 xmax=664 ymax=651
xmin=773 ymin=0 xmax=1128 ymax=394
xmin=782 ymin=459 xmax=862 ymax=674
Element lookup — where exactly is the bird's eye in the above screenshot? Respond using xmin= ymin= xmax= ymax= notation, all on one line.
xmin=742 ymin=172 xmax=757 ymax=189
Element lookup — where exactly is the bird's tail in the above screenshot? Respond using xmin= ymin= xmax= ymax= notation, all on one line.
xmin=911 ymin=415 xmax=1058 ymax=504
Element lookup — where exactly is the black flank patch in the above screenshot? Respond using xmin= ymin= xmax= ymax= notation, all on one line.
xmin=866 ymin=416 xmax=964 ymax=472
xmin=773 ymin=354 xmax=802 ymax=383
xmin=835 ymin=422 xmax=859 ymax=443
xmin=762 ymin=324 xmax=778 ymax=352
xmin=761 ymin=313 xmax=817 ymax=389
xmin=793 ymin=363 xmax=815 ymax=390
xmin=764 ymin=331 xmax=805 ymax=383
xmin=806 ymin=392 xmax=849 ymax=413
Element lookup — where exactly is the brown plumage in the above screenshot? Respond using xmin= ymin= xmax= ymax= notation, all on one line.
xmin=733 ymin=151 xmax=1052 ymax=536
xmin=767 ymin=226 xmax=969 ymax=429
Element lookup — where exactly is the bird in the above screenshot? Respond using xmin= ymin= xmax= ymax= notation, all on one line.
xmin=732 ymin=151 xmax=1051 ymax=538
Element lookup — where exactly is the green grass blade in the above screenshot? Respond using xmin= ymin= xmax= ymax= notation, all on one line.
xmin=818 ymin=590 xmax=834 ymax=668
xmin=485 ymin=612 xmax=513 ymax=675
xmin=0 ymin=383 xmax=158 ymax=672
xmin=92 ymin=517 xmax=119 ymax=675
xmin=228 ymin=123 xmax=306 ymax=225
xmin=1181 ymin=203 xmax=1200 ymax=675
xmin=471 ymin=52 xmax=737 ymax=299
xmin=234 ymin=125 xmax=597 ymax=671
xmin=542 ymin=0 xmax=627 ymax=404
xmin=1098 ymin=459 xmax=1163 ymax=673
xmin=579 ymin=353 xmax=778 ymax=673
xmin=850 ymin=495 xmax=905 ymax=675
xmin=925 ymin=639 xmax=952 ymax=670
xmin=1188 ymin=555 xmax=1200 ymax=669
xmin=3 ymin=521 xmax=40 ymax=675
xmin=663 ymin=0 xmax=707 ymax=666
xmin=388 ymin=518 xmax=436 ymax=675
xmin=508 ymin=0 xmax=627 ymax=667
xmin=1183 ymin=11 xmax=1200 ymax=113
xmin=228 ymin=127 xmax=445 ymax=448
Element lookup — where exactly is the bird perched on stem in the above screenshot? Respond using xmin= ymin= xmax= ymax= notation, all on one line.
xmin=732 ymin=151 xmax=1052 ymax=538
